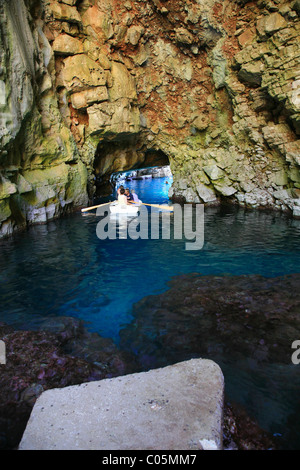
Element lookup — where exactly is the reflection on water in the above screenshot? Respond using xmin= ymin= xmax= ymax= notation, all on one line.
xmin=0 ymin=176 xmax=300 ymax=448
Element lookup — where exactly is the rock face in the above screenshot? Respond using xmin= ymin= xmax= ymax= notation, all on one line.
xmin=0 ymin=0 xmax=89 ymax=238
xmin=0 ymin=0 xmax=300 ymax=236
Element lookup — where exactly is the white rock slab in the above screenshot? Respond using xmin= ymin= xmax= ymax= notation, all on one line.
xmin=19 ymin=358 xmax=224 ymax=451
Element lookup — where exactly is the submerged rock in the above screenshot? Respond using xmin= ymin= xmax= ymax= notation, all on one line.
xmin=223 ymin=401 xmax=277 ymax=450
xmin=119 ymin=272 xmax=300 ymax=449
xmin=120 ymin=273 xmax=300 ymax=368
xmin=0 ymin=319 xmax=137 ymax=449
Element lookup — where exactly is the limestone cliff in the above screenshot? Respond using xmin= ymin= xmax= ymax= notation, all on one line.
xmin=0 ymin=0 xmax=88 ymax=237
xmin=0 ymin=0 xmax=299 ymax=237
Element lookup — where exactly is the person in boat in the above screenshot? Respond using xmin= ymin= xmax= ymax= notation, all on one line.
xmin=117 ymin=185 xmax=124 ymax=197
xmin=125 ymin=188 xmax=134 ymax=202
xmin=131 ymin=189 xmax=139 ymax=203
xmin=118 ymin=187 xmax=128 ymax=205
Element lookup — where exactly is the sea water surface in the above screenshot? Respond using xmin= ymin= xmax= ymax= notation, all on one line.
xmin=1 ymin=175 xmax=300 ymax=448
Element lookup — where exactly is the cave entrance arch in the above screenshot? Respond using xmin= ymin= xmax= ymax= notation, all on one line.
xmin=93 ymin=141 xmax=171 ymax=197
xmin=111 ymin=164 xmax=172 ymax=192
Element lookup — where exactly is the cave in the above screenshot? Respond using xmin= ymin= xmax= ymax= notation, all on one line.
xmin=93 ymin=141 xmax=170 ymax=197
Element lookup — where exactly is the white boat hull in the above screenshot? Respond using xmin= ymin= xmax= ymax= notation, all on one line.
xmin=109 ymin=202 xmax=140 ymax=215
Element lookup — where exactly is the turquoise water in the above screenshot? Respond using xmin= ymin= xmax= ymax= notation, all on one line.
xmin=1 ymin=176 xmax=299 ymax=339
xmin=1 ymin=176 xmax=300 ymax=448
